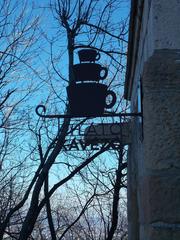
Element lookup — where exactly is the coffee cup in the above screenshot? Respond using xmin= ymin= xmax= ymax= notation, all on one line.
xmin=73 ymin=63 xmax=108 ymax=82
xmin=67 ymin=83 xmax=116 ymax=116
xmin=78 ymin=49 xmax=100 ymax=62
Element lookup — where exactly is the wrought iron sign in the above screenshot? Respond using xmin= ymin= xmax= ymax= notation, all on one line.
xmin=61 ymin=119 xmax=131 ymax=151
xmin=67 ymin=49 xmax=116 ymax=117
xmin=35 ymin=48 xmax=142 ymax=151
xmin=36 ymin=48 xmax=119 ymax=119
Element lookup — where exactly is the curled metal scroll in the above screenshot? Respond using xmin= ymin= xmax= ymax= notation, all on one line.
xmin=35 ymin=104 xmax=71 ymax=119
xmin=35 ymin=104 xmax=64 ymax=119
xmin=35 ymin=105 xmax=47 ymax=117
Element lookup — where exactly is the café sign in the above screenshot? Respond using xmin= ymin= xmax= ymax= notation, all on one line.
xmin=63 ymin=122 xmax=131 ymax=151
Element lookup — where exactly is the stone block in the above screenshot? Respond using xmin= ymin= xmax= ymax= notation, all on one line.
xmin=139 ymin=174 xmax=180 ymax=223
xmin=142 ymin=50 xmax=180 ymax=170
xmin=140 ymin=223 xmax=180 ymax=240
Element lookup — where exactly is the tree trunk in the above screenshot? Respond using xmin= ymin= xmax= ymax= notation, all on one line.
xmin=19 ymin=33 xmax=74 ymax=240
xmin=106 ymin=149 xmax=126 ymax=240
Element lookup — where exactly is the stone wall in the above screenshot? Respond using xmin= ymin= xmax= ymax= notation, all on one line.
xmin=129 ymin=0 xmax=180 ymax=103
xmin=126 ymin=0 xmax=180 ymax=239
xmin=139 ymin=49 xmax=180 ymax=240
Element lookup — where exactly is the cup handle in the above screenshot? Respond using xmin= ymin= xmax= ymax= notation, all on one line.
xmin=96 ymin=52 xmax=100 ymax=61
xmin=105 ymin=90 xmax=116 ymax=109
xmin=100 ymin=67 xmax=108 ymax=80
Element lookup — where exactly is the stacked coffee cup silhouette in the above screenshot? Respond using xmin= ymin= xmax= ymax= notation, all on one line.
xmin=67 ymin=49 xmax=116 ymax=116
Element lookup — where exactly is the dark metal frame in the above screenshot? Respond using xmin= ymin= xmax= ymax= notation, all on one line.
xmin=36 ymin=104 xmax=142 ymax=119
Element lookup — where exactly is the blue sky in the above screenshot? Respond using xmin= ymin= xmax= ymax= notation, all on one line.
xmin=3 ymin=0 xmax=131 ymax=190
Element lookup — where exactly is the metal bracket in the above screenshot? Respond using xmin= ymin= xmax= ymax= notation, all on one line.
xmin=36 ymin=104 xmax=142 ymax=119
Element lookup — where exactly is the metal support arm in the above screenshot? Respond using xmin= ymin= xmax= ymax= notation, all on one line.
xmin=36 ymin=104 xmax=142 ymax=119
